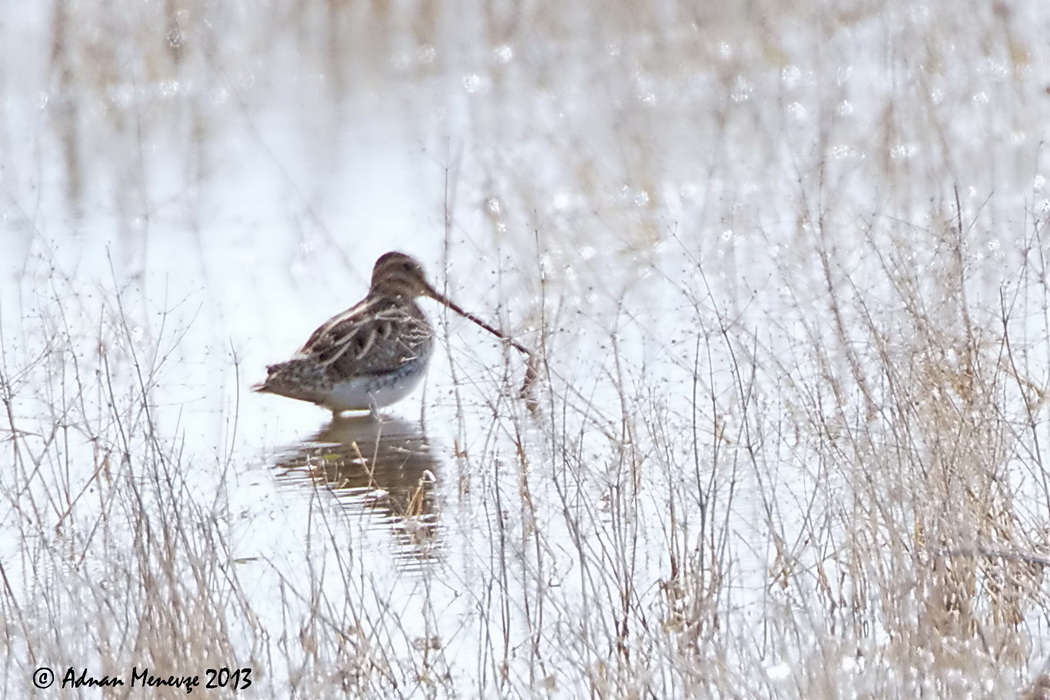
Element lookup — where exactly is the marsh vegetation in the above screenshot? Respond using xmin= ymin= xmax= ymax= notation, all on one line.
xmin=3 ymin=0 xmax=1050 ymax=696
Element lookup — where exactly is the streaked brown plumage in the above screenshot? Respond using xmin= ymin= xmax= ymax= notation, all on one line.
xmin=254 ymin=251 xmax=534 ymax=418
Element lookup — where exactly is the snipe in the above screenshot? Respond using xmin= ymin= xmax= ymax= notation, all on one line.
xmin=254 ymin=251 xmax=532 ymax=417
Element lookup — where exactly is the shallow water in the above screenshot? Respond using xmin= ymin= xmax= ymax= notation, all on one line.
xmin=3 ymin=0 xmax=1050 ymax=696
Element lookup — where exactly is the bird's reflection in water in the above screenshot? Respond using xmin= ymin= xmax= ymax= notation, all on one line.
xmin=273 ymin=415 xmax=441 ymax=569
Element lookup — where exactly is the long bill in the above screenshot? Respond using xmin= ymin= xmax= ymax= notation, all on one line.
xmin=425 ymin=283 xmax=540 ymax=409
xmin=425 ymin=285 xmax=532 ymax=356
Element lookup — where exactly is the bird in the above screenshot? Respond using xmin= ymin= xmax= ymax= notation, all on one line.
xmin=254 ymin=251 xmax=532 ymax=418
